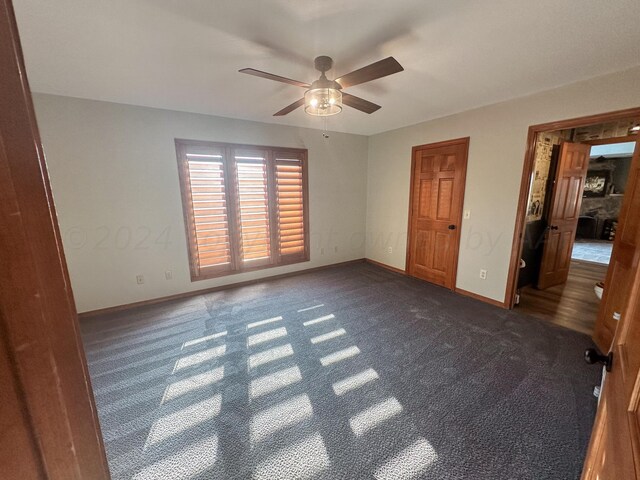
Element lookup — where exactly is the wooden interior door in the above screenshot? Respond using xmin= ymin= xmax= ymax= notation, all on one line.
xmin=582 ymin=141 xmax=640 ymax=479
xmin=537 ymin=142 xmax=591 ymax=289
xmin=406 ymin=138 xmax=468 ymax=289
xmin=592 ymin=141 xmax=639 ymax=352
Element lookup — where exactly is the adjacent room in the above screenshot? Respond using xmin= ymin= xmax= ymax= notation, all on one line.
xmin=515 ymin=121 xmax=638 ymax=335
xmin=4 ymin=0 xmax=640 ymax=479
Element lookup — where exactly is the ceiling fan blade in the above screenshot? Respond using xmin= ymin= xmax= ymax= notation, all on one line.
xmin=336 ymin=57 xmax=404 ymax=88
xmin=341 ymin=93 xmax=381 ymax=114
xmin=239 ymin=68 xmax=310 ymax=88
xmin=273 ymin=98 xmax=305 ymax=116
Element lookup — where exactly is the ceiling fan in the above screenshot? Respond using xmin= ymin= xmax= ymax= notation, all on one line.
xmin=239 ymin=55 xmax=404 ymax=117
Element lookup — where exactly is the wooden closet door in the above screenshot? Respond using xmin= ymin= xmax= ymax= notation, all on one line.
xmin=407 ymin=138 xmax=469 ymax=290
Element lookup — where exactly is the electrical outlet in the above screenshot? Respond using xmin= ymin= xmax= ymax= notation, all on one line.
xmin=136 ymin=274 xmax=145 ymax=285
xmin=479 ymin=269 xmax=487 ymax=280
xmin=463 ymin=210 xmax=471 ymax=219
xmin=165 ymin=271 xmax=172 ymax=280
xmin=320 ymin=247 xmax=325 ymax=255
xmin=387 ymin=246 xmax=393 ymax=254
xmin=334 ymin=246 xmax=338 ymax=253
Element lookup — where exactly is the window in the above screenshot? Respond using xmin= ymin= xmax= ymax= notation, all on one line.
xmin=175 ymin=140 xmax=309 ymax=280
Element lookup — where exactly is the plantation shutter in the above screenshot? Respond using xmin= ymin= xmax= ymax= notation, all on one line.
xmin=233 ymin=149 xmax=273 ymax=267
xmin=176 ymin=140 xmax=308 ymax=281
xmin=275 ymin=152 xmax=307 ymax=262
xmin=178 ymin=143 xmax=234 ymax=277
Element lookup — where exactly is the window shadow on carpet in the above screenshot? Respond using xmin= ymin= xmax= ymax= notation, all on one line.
xmin=81 ymin=263 xmax=598 ymax=480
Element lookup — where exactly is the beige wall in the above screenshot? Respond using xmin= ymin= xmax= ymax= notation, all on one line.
xmin=34 ymin=66 xmax=640 ymax=312
xmin=366 ymin=66 xmax=640 ymax=303
xmin=34 ymin=94 xmax=369 ymax=313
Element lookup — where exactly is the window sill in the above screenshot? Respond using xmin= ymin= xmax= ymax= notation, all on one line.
xmin=191 ymin=255 xmax=310 ymax=282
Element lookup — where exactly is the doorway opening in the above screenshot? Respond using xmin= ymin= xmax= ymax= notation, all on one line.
xmin=507 ymin=110 xmax=640 ymax=336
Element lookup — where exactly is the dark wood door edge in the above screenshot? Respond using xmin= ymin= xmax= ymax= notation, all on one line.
xmin=0 ymin=1 xmax=110 ymax=477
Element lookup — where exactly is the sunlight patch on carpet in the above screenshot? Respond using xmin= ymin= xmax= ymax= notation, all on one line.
xmin=303 ymin=314 xmax=335 ymax=327
xmin=332 ymin=368 xmax=379 ymax=396
xmin=173 ymin=345 xmax=226 ymax=372
xmin=145 ymin=395 xmax=221 ymax=447
xmin=250 ymin=394 xmax=313 ymax=443
xmin=248 ymin=344 xmax=294 ymax=370
xmin=182 ymin=331 xmax=227 ymax=349
xmin=310 ymin=328 xmax=346 ymax=344
xmin=247 ymin=327 xmax=288 ymax=347
xmin=247 ymin=316 xmax=283 ymax=330
xmin=134 ymin=435 xmax=218 ymax=480
xmin=320 ymin=346 xmax=360 ymax=366
xmin=253 ymin=432 xmax=329 ymax=480
xmin=349 ymin=397 xmax=402 ymax=436
xmin=374 ymin=438 xmax=437 ymax=480
xmin=250 ymin=366 xmax=302 ymax=399
xmin=161 ymin=367 xmax=224 ymax=404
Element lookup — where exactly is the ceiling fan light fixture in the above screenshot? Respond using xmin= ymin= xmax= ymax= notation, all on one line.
xmin=240 ymin=55 xmax=403 ymax=116
xmin=304 ymin=87 xmax=342 ymax=116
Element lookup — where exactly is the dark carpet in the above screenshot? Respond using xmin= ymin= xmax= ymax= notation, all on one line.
xmin=81 ymin=262 xmax=599 ymax=480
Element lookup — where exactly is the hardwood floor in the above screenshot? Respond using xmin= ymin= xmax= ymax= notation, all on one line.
xmin=517 ymin=260 xmax=609 ymax=335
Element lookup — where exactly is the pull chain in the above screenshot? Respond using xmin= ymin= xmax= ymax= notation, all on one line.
xmin=322 ymin=116 xmax=329 ymax=139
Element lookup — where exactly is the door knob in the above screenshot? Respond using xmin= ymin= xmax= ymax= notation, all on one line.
xmin=584 ymin=348 xmax=613 ymax=372
xmin=448 ymin=225 xmax=456 ymax=230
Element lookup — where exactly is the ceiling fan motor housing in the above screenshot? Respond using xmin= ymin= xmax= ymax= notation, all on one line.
xmin=314 ymin=55 xmax=333 ymax=73
xmin=307 ymin=57 xmax=342 ymax=116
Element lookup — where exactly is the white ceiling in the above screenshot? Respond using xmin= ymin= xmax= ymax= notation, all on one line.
xmin=13 ymin=0 xmax=640 ymax=136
